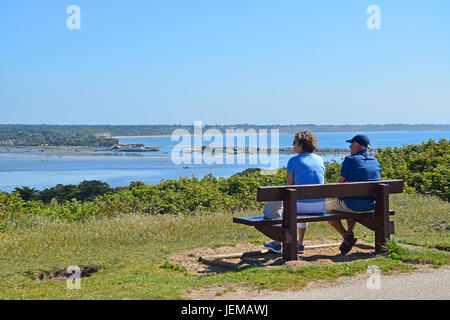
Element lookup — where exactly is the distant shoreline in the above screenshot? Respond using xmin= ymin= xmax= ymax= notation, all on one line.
xmin=0 ymin=151 xmax=168 ymax=158
xmin=113 ymin=135 xmax=172 ymax=138
xmin=113 ymin=129 xmax=450 ymax=139
xmin=2 ymin=123 xmax=449 ymax=141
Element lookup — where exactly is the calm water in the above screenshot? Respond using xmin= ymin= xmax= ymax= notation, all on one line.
xmin=0 ymin=131 xmax=448 ymax=192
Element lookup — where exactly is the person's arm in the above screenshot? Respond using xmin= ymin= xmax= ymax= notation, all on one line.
xmin=286 ymin=171 xmax=294 ymax=185
xmin=339 ymin=157 xmax=350 ymax=183
xmin=286 ymin=157 xmax=295 ymax=185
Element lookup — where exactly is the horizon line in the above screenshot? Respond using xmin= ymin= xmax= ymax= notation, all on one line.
xmin=1 ymin=123 xmax=450 ymax=127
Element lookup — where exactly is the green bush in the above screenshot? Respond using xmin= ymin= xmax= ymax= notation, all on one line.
xmin=324 ymin=162 xmax=342 ymax=183
xmin=1 ymin=139 xmax=448 ymax=224
xmin=14 ymin=180 xmax=114 ymax=204
xmin=0 ymin=168 xmax=286 ymax=223
xmin=376 ymin=138 xmax=449 ymax=201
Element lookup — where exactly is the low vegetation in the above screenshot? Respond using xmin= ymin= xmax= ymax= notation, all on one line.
xmin=0 ymin=192 xmax=448 ymax=299
xmin=13 ymin=180 xmax=114 ymax=204
xmin=0 ymin=131 xmax=118 ymax=147
xmin=377 ymin=138 xmax=449 ymax=201
xmin=3 ymin=139 xmax=448 ymax=224
xmin=0 ymin=139 xmax=448 ymax=299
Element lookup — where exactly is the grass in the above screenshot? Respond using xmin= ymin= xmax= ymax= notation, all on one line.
xmin=0 ymin=193 xmax=448 ymax=299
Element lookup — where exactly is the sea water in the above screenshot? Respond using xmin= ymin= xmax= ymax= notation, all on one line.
xmin=0 ymin=131 xmax=448 ymax=192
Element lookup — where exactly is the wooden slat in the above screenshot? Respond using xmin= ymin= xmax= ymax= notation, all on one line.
xmin=233 ymin=215 xmax=281 ymax=226
xmin=255 ymin=225 xmax=282 ymax=242
xmin=233 ymin=210 xmax=394 ymax=226
xmin=257 ymin=180 xmax=404 ymax=201
xmin=200 ymin=250 xmax=269 ymax=261
xmin=389 ymin=220 xmax=395 ymax=235
xmin=198 ymin=258 xmax=237 ymax=269
xmin=233 ymin=213 xmax=342 ymax=226
xmin=354 ymin=215 xmax=377 ymax=231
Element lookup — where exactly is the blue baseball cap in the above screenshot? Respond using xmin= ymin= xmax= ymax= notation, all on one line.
xmin=346 ymin=134 xmax=370 ymax=148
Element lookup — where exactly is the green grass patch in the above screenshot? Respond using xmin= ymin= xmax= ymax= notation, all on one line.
xmin=160 ymin=261 xmax=187 ymax=273
xmin=0 ymin=193 xmax=448 ymax=299
xmin=384 ymin=238 xmax=450 ymax=266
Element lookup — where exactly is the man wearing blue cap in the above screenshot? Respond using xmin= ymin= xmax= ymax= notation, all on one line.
xmin=325 ymin=134 xmax=382 ymax=255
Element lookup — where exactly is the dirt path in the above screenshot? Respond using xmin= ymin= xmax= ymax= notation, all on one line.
xmin=257 ymin=265 xmax=450 ymax=300
xmin=170 ymin=239 xmax=379 ymax=275
xmin=177 ymin=241 xmax=449 ymax=300
xmin=185 ymin=266 xmax=450 ymax=300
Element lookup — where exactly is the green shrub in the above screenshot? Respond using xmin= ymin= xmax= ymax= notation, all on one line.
xmin=376 ymin=138 xmax=449 ymax=201
xmin=1 ymin=139 xmax=448 ymax=224
xmin=14 ymin=180 xmax=114 ymax=204
xmin=324 ymin=162 xmax=342 ymax=183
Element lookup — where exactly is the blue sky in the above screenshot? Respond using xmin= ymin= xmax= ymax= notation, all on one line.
xmin=1 ymin=0 xmax=449 ymax=125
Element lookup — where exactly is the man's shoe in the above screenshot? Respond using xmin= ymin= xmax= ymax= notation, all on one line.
xmin=297 ymin=244 xmax=305 ymax=254
xmin=264 ymin=241 xmax=281 ymax=254
xmin=339 ymin=233 xmax=357 ymax=255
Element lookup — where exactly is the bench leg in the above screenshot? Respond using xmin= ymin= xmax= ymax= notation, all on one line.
xmin=282 ymin=231 xmax=297 ymax=260
xmin=282 ymin=188 xmax=298 ymax=261
xmin=375 ymin=184 xmax=390 ymax=253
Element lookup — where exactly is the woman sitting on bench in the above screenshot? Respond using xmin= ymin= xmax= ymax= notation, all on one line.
xmin=263 ymin=131 xmax=325 ymax=254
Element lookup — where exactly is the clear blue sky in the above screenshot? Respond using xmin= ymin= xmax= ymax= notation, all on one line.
xmin=1 ymin=0 xmax=449 ymax=125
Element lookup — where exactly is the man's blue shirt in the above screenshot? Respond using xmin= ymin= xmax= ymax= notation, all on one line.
xmin=339 ymin=150 xmax=382 ymax=211
xmin=287 ymin=153 xmax=325 ymax=203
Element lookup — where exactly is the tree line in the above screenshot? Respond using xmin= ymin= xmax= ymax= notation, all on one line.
xmin=0 ymin=132 xmax=118 ymax=147
xmin=1 ymin=124 xmax=449 ymax=138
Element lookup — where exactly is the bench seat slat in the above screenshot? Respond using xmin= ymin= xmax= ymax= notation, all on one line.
xmin=233 ymin=210 xmax=395 ymax=226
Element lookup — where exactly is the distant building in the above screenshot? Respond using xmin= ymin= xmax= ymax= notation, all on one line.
xmin=110 ymin=143 xmax=158 ymax=152
xmin=0 ymin=139 xmax=27 ymax=146
xmin=94 ymin=132 xmax=113 ymax=138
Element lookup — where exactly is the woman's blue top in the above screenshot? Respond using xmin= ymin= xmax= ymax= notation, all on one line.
xmin=286 ymin=153 xmax=325 ymax=203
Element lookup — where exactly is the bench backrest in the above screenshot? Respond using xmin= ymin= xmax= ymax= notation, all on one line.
xmin=257 ymin=180 xmax=404 ymax=202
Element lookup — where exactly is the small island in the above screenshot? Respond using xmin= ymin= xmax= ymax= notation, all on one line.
xmin=110 ymin=143 xmax=159 ymax=152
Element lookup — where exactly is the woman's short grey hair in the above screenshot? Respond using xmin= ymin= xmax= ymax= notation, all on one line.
xmin=293 ymin=131 xmax=318 ymax=152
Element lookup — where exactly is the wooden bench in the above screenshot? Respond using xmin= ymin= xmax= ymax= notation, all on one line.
xmin=233 ymin=180 xmax=404 ymax=261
